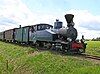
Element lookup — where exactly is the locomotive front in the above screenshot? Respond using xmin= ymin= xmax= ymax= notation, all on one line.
xmin=57 ymin=14 xmax=77 ymax=42
xmin=53 ymin=14 xmax=87 ymax=53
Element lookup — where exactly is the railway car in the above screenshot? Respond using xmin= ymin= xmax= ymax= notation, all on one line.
xmin=4 ymin=28 xmax=17 ymax=42
xmin=0 ymin=32 xmax=4 ymax=41
xmin=15 ymin=27 xmax=23 ymax=43
xmin=21 ymin=26 xmax=30 ymax=43
xmin=29 ymin=24 xmax=53 ymax=44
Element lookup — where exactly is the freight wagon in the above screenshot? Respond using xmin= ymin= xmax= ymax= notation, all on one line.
xmin=15 ymin=26 xmax=30 ymax=43
xmin=0 ymin=32 xmax=4 ymax=41
xmin=4 ymin=28 xmax=18 ymax=42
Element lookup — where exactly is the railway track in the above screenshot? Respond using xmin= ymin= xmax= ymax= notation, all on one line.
xmin=81 ymin=54 xmax=100 ymax=60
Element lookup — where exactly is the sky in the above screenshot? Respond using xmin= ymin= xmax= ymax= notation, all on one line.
xmin=0 ymin=0 xmax=100 ymax=39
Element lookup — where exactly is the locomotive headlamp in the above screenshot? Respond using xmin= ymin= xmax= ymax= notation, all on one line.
xmin=79 ymin=49 xmax=84 ymax=53
xmin=67 ymin=38 xmax=72 ymax=42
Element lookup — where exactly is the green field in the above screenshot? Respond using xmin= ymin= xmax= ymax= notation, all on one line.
xmin=0 ymin=41 xmax=100 ymax=74
xmin=86 ymin=41 xmax=100 ymax=56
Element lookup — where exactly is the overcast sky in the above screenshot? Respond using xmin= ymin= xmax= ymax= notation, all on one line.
xmin=0 ymin=0 xmax=100 ymax=39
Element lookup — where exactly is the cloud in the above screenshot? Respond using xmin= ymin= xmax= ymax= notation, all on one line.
xmin=0 ymin=17 xmax=17 ymax=25
xmin=0 ymin=0 xmax=35 ymax=31
xmin=66 ymin=9 xmax=100 ymax=30
xmin=0 ymin=0 xmax=60 ymax=31
xmin=80 ymin=21 xmax=100 ymax=31
xmin=65 ymin=9 xmax=100 ymax=39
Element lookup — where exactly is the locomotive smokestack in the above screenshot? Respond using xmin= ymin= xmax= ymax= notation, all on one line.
xmin=19 ymin=25 xmax=21 ymax=28
xmin=65 ymin=14 xmax=74 ymax=27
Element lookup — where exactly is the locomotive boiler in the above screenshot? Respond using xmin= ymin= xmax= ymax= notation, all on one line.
xmin=53 ymin=14 xmax=77 ymax=41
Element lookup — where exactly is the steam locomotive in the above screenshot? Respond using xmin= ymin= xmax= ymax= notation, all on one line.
xmin=0 ymin=14 xmax=87 ymax=54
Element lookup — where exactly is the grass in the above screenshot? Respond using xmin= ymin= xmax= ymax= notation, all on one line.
xmin=86 ymin=41 xmax=100 ymax=56
xmin=0 ymin=41 xmax=100 ymax=74
xmin=0 ymin=42 xmax=36 ymax=74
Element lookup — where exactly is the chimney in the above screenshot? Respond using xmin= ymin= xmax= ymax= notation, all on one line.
xmin=65 ymin=14 xmax=74 ymax=27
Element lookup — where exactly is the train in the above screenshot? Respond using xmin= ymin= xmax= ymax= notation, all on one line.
xmin=0 ymin=14 xmax=87 ymax=54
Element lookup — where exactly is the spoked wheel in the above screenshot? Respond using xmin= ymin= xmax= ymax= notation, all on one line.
xmin=43 ymin=42 xmax=52 ymax=50
xmin=35 ymin=41 xmax=41 ymax=49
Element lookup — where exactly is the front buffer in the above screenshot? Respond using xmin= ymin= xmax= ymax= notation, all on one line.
xmin=71 ymin=41 xmax=86 ymax=53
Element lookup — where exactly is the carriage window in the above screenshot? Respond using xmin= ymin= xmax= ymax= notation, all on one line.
xmin=32 ymin=26 xmax=34 ymax=31
xmin=50 ymin=27 xmax=53 ymax=29
xmin=36 ymin=24 xmax=53 ymax=30
xmin=38 ymin=26 xmax=41 ymax=30
xmin=46 ymin=25 xmax=52 ymax=29
xmin=34 ymin=26 xmax=37 ymax=31
xmin=42 ymin=25 xmax=45 ymax=29
xmin=40 ymin=25 xmax=43 ymax=30
xmin=30 ymin=26 xmax=35 ymax=32
xmin=47 ymin=26 xmax=49 ymax=29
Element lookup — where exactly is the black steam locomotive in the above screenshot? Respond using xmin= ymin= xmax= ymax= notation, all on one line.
xmin=0 ymin=14 xmax=87 ymax=54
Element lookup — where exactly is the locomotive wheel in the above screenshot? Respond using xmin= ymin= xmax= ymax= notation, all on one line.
xmin=35 ymin=42 xmax=40 ymax=48
xmin=43 ymin=42 xmax=51 ymax=49
xmin=78 ymin=49 xmax=84 ymax=54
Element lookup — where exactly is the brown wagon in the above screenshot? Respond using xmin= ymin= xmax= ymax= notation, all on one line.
xmin=4 ymin=28 xmax=18 ymax=42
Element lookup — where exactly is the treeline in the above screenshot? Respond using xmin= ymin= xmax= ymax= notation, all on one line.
xmin=85 ymin=39 xmax=90 ymax=41
xmin=84 ymin=37 xmax=100 ymax=41
xmin=91 ymin=37 xmax=100 ymax=41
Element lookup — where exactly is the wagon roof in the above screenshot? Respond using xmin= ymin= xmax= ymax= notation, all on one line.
xmin=3 ymin=23 xmax=53 ymax=32
xmin=22 ymin=26 xmax=31 ymax=28
xmin=31 ymin=23 xmax=53 ymax=27
xmin=22 ymin=24 xmax=53 ymax=28
xmin=4 ymin=28 xmax=19 ymax=32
